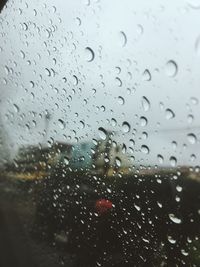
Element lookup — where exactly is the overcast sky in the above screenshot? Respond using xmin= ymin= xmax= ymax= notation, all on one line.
xmin=1 ymin=0 xmax=200 ymax=166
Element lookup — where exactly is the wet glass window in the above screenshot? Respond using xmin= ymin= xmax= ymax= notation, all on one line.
xmin=0 ymin=1 xmax=200 ymax=266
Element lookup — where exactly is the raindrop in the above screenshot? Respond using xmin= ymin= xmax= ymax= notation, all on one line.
xmin=172 ymin=141 xmax=177 ymax=150
xmin=181 ymin=249 xmax=189 ymax=256
xmin=115 ymin=77 xmax=122 ymax=87
xmin=157 ymin=154 xmax=164 ymax=164
xmin=142 ymin=69 xmax=151 ymax=81
xmin=136 ymin=24 xmax=143 ymax=35
xmin=176 ymin=185 xmax=182 ymax=192
xmin=80 ymin=121 xmax=85 ymax=129
xmin=30 ymin=81 xmax=35 ymax=88
xmin=134 ymin=204 xmax=141 ymax=211
xmin=52 ymin=5 xmax=56 ymax=13
xmin=195 ymin=35 xmax=200 ymax=56
xmin=165 ymin=108 xmax=175 ymax=120
xmin=20 ymin=50 xmax=25 ymax=59
xmin=122 ymin=121 xmax=131 ymax=133
xmin=85 ymin=47 xmax=95 ymax=62
xmin=187 ymin=133 xmax=197 ymax=144
xmin=58 ymin=119 xmax=66 ymax=130
xmin=64 ymin=157 xmax=69 ymax=165
xmin=98 ymin=127 xmax=107 ymax=140
xmin=159 ymin=102 xmax=164 ymax=110
xmin=22 ymin=22 xmax=28 ymax=31
xmin=4 ymin=66 xmax=9 ymax=75
xmin=141 ymin=96 xmax=150 ymax=111
xmin=190 ymin=97 xmax=199 ymax=105
xmin=157 ymin=201 xmax=162 ymax=208
xmin=115 ymin=157 xmax=121 ymax=167
xmin=167 ymin=236 xmax=176 ymax=244
xmin=119 ymin=31 xmax=127 ymax=47
xmin=141 ymin=145 xmax=149 ymax=154
xmin=115 ymin=66 xmax=121 ymax=74
xmin=170 ymin=156 xmax=177 ymax=167
xmin=118 ymin=96 xmax=125 ymax=105
xmin=111 ymin=118 xmax=117 ymax=127
xmin=45 ymin=68 xmax=51 ymax=76
xmin=187 ymin=114 xmax=194 ymax=124
xmin=169 ymin=213 xmax=182 ymax=224
xmin=188 ymin=0 xmax=200 ymax=9
xmin=165 ymin=60 xmax=178 ymax=77
xmin=76 ymin=17 xmax=81 ymax=26
xmin=140 ymin=116 xmax=148 ymax=127
xmin=142 ymin=131 xmax=148 ymax=139
xmin=72 ymin=75 xmax=78 ymax=85
xmin=13 ymin=104 xmax=19 ymax=113
xmin=190 ymin=154 xmax=196 ymax=161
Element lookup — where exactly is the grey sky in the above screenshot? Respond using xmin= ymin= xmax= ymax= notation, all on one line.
xmin=1 ymin=0 xmax=200 ymax=166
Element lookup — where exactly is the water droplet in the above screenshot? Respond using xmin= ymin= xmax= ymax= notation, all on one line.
xmin=119 ymin=31 xmax=127 ymax=47
xmin=30 ymin=81 xmax=35 ymax=88
xmin=58 ymin=119 xmax=66 ymax=130
xmin=142 ymin=131 xmax=148 ymax=139
xmin=170 ymin=156 xmax=177 ymax=167
xmin=172 ymin=141 xmax=177 ymax=150
xmin=80 ymin=121 xmax=85 ymax=129
xmin=141 ymin=145 xmax=149 ymax=154
xmin=64 ymin=157 xmax=69 ymax=165
xmin=76 ymin=17 xmax=82 ymax=26
xmin=134 ymin=204 xmax=141 ymax=211
xmin=142 ymin=69 xmax=151 ymax=81
xmin=159 ymin=102 xmax=164 ymax=110
xmin=115 ymin=157 xmax=121 ymax=167
xmin=165 ymin=108 xmax=175 ymax=120
xmin=13 ymin=104 xmax=19 ymax=113
xmin=140 ymin=116 xmax=148 ymax=127
xmin=136 ymin=24 xmax=143 ymax=35
xmin=195 ymin=35 xmax=200 ymax=56
xmin=118 ymin=96 xmax=125 ymax=105
xmin=85 ymin=47 xmax=95 ymax=62
xmin=157 ymin=154 xmax=164 ymax=164
xmin=181 ymin=249 xmax=189 ymax=256
xmin=22 ymin=22 xmax=28 ymax=31
xmin=190 ymin=154 xmax=196 ymax=161
xmin=157 ymin=201 xmax=162 ymax=208
xmin=165 ymin=60 xmax=178 ymax=77
xmin=187 ymin=114 xmax=194 ymax=124
xmin=188 ymin=0 xmax=200 ymax=9
xmin=122 ymin=121 xmax=131 ymax=133
xmin=45 ymin=68 xmax=51 ymax=76
xmin=4 ymin=66 xmax=9 ymax=75
xmin=98 ymin=127 xmax=107 ymax=140
xmin=190 ymin=97 xmax=199 ymax=105
xmin=20 ymin=50 xmax=25 ymax=59
xmin=169 ymin=213 xmax=182 ymax=224
xmin=115 ymin=77 xmax=122 ymax=87
xmin=187 ymin=133 xmax=197 ymax=144
xmin=72 ymin=75 xmax=78 ymax=86
xmin=167 ymin=236 xmax=176 ymax=244
xmin=176 ymin=185 xmax=182 ymax=192
xmin=111 ymin=118 xmax=117 ymax=127
xmin=141 ymin=96 xmax=150 ymax=111
xmin=115 ymin=66 xmax=121 ymax=74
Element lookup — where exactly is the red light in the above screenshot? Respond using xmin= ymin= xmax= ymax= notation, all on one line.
xmin=95 ymin=199 xmax=113 ymax=215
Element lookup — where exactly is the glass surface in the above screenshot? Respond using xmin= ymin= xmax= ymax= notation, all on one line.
xmin=0 ymin=0 xmax=200 ymax=266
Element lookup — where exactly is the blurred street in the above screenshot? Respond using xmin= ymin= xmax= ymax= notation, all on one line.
xmin=0 ymin=175 xmax=74 ymax=267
